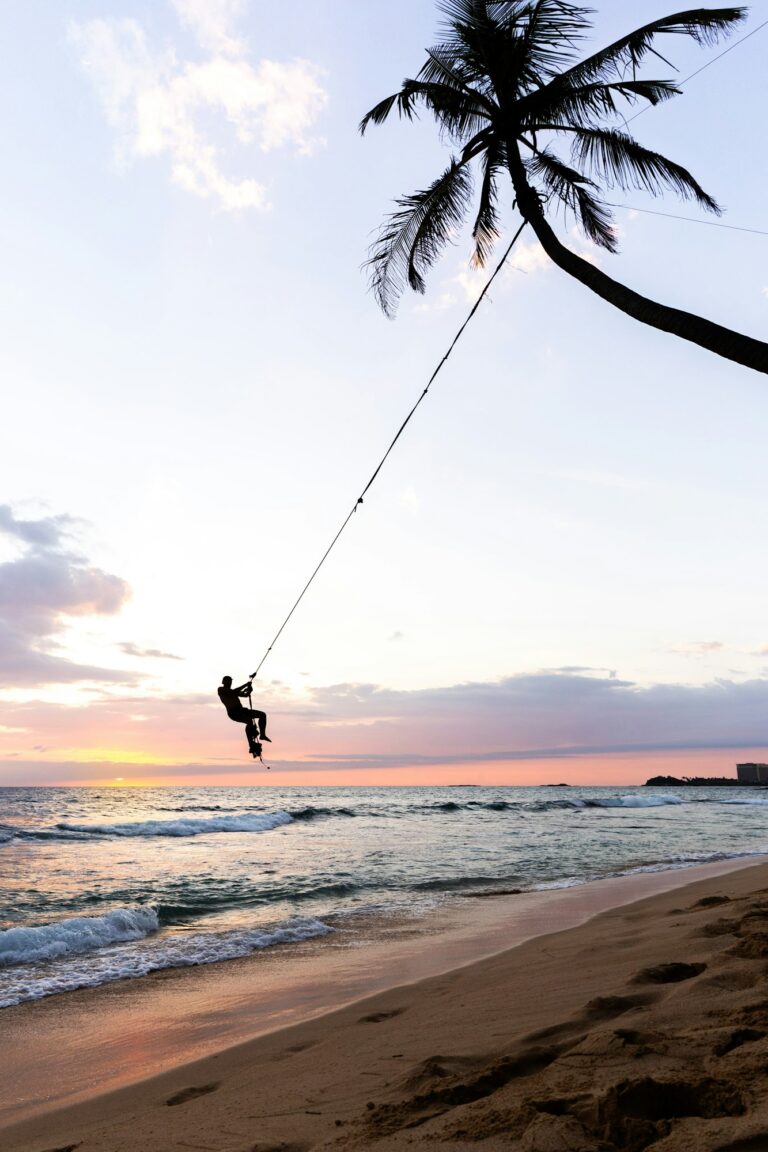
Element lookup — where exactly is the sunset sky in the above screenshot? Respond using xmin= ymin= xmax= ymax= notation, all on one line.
xmin=1 ymin=0 xmax=767 ymax=787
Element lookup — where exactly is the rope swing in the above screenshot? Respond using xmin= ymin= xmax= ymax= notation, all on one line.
xmin=249 ymin=220 xmax=529 ymax=681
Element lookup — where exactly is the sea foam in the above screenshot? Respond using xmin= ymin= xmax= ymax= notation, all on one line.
xmin=0 ymin=916 xmax=332 ymax=1008
xmin=587 ymin=794 xmax=683 ymax=808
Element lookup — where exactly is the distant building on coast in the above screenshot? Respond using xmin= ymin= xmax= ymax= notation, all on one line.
xmin=737 ymin=763 xmax=768 ymax=784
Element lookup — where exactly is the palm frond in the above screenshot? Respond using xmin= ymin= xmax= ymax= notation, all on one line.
xmin=563 ymin=125 xmax=721 ymax=212
xmin=570 ymin=183 xmax=617 ymax=250
xmin=360 ymin=90 xmax=417 ymax=134
xmin=437 ymin=0 xmax=498 ymax=33
xmin=360 ymin=77 xmax=491 ymax=139
xmin=559 ymin=8 xmax=746 ymax=87
xmin=512 ymin=0 xmax=593 ymax=82
xmin=527 ymin=147 xmax=616 ymax=248
xmin=519 ymin=78 xmax=681 ymax=127
xmin=434 ymin=3 xmax=509 ymax=97
xmin=420 ymin=46 xmax=496 ymax=107
xmin=417 ymin=53 xmax=495 ymax=138
xmin=420 ymin=46 xmax=484 ymax=90
xmin=366 ymin=159 xmax=475 ymax=316
xmin=471 ymin=144 xmax=505 ymax=266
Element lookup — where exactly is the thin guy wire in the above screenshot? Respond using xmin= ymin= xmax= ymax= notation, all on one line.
xmin=608 ymin=202 xmax=768 ymax=237
xmin=625 ymin=16 xmax=768 ymax=125
xmin=250 ymin=220 xmax=528 ymax=679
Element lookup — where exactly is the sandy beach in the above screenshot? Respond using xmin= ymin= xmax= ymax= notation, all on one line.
xmin=5 ymin=857 xmax=768 ymax=1152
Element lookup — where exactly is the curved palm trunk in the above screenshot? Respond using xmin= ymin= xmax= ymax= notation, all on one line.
xmin=505 ymin=147 xmax=768 ymax=376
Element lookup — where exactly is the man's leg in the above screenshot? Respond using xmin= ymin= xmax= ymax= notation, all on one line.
xmin=245 ymin=719 xmax=258 ymax=750
xmin=252 ymin=710 xmax=270 ymax=741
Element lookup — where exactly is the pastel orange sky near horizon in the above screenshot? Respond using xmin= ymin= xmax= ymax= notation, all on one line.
xmin=51 ymin=749 xmax=768 ymax=789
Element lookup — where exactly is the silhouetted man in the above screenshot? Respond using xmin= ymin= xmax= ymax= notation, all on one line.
xmin=218 ymin=676 xmax=271 ymax=753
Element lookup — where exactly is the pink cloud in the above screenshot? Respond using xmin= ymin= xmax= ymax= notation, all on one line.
xmin=0 ymin=505 xmax=132 ymax=686
xmin=1 ymin=670 xmax=767 ymax=786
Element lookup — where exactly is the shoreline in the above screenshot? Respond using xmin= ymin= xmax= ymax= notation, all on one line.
xmin=3 ymin=852 xmax=768 ymax=1149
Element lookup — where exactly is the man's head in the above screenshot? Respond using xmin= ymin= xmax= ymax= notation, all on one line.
xmin=221 ymin=675 xmax=232 ymax=687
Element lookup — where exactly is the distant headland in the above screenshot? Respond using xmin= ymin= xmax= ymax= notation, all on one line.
xmin=645 ymin=763 xmax=768 ymax=787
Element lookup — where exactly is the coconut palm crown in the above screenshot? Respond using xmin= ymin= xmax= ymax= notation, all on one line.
xmin=361 ymin=2 xmax=768 ymax=374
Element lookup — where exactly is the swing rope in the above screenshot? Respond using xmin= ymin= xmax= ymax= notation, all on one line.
xmin=249 ymin=219 xmax=529 ymax=680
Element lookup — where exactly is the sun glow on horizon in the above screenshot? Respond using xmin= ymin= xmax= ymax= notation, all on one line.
xmin=61 ymin=747 xmax=183 ymax=766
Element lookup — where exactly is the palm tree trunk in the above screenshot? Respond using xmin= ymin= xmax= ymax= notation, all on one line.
xmin=505 ymin=146 xmax=768 ymax=376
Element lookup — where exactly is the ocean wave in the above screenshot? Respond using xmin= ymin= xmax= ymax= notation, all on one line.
xmin=527 ymin=794 xmax=684 ymax=812
xmin=615 ymin=848 xmax=766 ymax=873
xmin=16 ymin=827 xmax=106 ymax=842
xmin=157 ymin=804 xmax=232 ymax=812
xmin=289 ymin=806 xmax=357 ymax=821
xmin=413 ymin=795 xmax=684 ymax=816
xmin=413 ymin=875 xmax=519 ymax=893
xmin=156 ymin=878 xmax=364 ymax=920
xmin=53 ymin=812 xmax=293 ymax=839
xmin=0 ymin=916 xmax=332 ymax=1008
xmin=0 ymin=906 xmax=159 ymax=967
xmin=416 ymin=800 xmax=518 ymax=814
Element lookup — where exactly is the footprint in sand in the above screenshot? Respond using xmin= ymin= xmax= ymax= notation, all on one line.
xmin=700 ymin=918 xmax=742 ymax=937
xmin=632 ymin=961 xmax=706 ymax=984
xmin=358 ymin=1008 xmax=405 ymax=1023
xmin=693 ymin=895 xmax=732 ymax=909
xmin=166 ymin=1081 xmax=221 ymax=1106
xmin=582 ymin=992 xmax=659 ymax=1018
xmin=714 ymin=1028 xmax=766 ymax=1057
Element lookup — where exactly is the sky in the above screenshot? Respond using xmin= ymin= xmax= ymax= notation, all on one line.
xmin=1 ymin=0 xmax=767 ymax=788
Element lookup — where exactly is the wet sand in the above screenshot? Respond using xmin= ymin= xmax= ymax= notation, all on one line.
xmin=4 ymin=856 xmax=768 ymax=1151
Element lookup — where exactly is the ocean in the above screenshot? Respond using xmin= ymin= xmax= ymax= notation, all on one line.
xmin=2 ymin=784 xmax=767 ymax=1010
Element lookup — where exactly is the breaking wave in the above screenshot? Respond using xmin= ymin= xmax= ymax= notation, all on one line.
xmin=53 ymin=812 xmax=294 ymax=839
xmin=0 ymin=907 xmax=159 ymax=967
xmin=583 ymin=794 xmax=683 ymax=809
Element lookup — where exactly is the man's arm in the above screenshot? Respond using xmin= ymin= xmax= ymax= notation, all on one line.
xmin=235 ymin=681 xmax=253 ymax=697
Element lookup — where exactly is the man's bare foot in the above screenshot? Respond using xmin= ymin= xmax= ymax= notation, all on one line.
xmin=261 ymin=735 xmax=272 ymax=742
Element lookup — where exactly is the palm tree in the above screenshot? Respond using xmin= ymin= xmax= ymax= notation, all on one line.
xmin=360 ymin=1 xmax=768 ymax=375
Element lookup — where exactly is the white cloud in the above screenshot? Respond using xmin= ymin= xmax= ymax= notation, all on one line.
xmin=172 ymin=0 xmax=246 ymax=56
xmin=398 ymin=486 xmax=420 ymax=511
xmin=70 ymin=3 xmax=328 ymax=212
xmin=762 ymin=287 xmax=768 ymax=300
xmin=414 ymin=226 xmax=601 ymax=316
xmin=508 ymin=239 xmax=550 ymax=275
